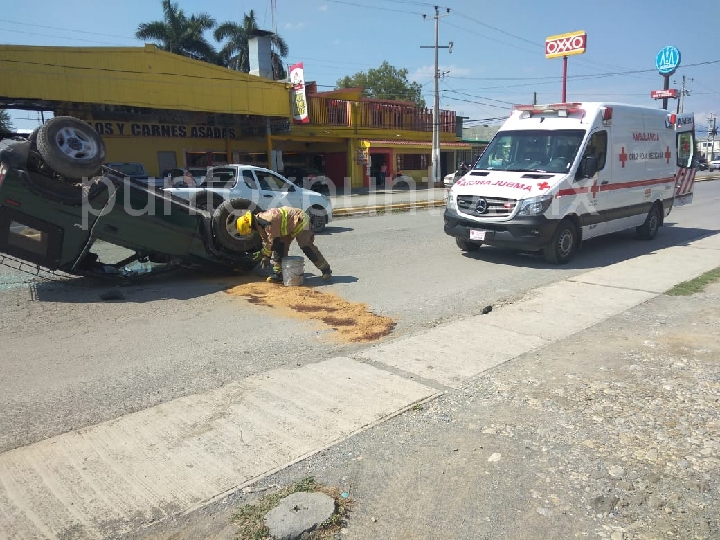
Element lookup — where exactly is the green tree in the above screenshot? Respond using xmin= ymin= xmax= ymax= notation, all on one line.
xmin=0 ymin=110 xmax=13 ymax=135
xmin=135 ymin=0 xmax=217 ymax=62
xmin=336 ymin=61 xmax=425 ymax=107
xmin=214 ymin=10 xmax=289 ymax=80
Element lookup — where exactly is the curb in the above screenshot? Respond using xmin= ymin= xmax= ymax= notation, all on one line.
xmin=333 ymin=199 xmax=446 ymax=217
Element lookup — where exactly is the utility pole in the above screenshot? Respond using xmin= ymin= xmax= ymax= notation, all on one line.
xmin=674 ymin=75 xmax=693 ymax=114
xmin=421 ymin=6 xmax=452 ymax=184
xmin=709 ymin=114 xmax=717 ymax=160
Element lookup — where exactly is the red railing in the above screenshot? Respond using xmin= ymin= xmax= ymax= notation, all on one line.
xmin=307 ymin=96 xmax=456 ymax=133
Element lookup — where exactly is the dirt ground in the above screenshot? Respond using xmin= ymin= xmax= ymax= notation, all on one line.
xmin=129 ymin=281 xmax=720 ymax=540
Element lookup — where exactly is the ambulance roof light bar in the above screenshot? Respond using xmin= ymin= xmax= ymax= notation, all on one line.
xmin=602 ymin=107 xmax=613 ymax=124
xmin=513 ymin=102 xmax=584 ymax=117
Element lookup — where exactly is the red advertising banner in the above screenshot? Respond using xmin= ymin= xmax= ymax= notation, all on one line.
xmin=545 ymin=31 xmax=587 ymax=58
xmin=650 ymin=89 xmax=679 ymax=99
xmin=289 ymin=62 xmax=309 ymax=124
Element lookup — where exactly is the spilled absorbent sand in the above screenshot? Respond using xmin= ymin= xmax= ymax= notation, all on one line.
xmin=226 ymin=282 xmax=395 ymax=342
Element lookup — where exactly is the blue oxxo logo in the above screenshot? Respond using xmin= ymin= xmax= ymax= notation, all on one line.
xmin=655 ymin=46 xmax=681 ymax=75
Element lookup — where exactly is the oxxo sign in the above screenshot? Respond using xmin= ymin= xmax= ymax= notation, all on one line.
xmin=545 ymin=30 xmax=587 ymax=59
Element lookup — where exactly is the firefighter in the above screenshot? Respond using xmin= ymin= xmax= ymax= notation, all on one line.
xmin=237 ymin=206 xmax=332 ymax=283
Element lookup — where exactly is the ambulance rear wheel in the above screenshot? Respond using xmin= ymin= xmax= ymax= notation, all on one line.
xmin=456 ymin=237 xmax=480 ymax=251
xmin=636 ymin=204 xmax=661 ymax=240
xmin=543 ymin=219 xmax=577 ymax=264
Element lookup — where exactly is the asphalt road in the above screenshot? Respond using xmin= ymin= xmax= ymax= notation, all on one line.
xmin=0 ymin=181 xmax=718 ymax=456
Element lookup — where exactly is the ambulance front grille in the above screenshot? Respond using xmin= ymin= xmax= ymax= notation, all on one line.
xmin=457 ymin=195 xmax=517 ymax=218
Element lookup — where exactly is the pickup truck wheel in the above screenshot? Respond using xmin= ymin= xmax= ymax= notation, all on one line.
xmin=190 ymin=192 xmax=224 ymax=214
xmin=35 ymin=116 xmax=105 ymax=180
xmin=309 ymin=206 xmax=327 ymax=233
xmin=212 ymin=198 xmax=263 ymax=252
xmin=543 ymin=219 xmax=577 ymax=264
xmin=456 ymin=237 xmax=480 ymax=251
xmin=636 ymin=203 xmax=661 ymax=240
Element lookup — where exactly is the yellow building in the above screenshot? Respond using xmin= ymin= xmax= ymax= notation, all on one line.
xmin=0 ymin=43 xmax=470 ymax=187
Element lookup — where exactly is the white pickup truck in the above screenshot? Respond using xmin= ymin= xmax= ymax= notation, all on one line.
xmin=164 ymin=164 xmax=333 ymax=233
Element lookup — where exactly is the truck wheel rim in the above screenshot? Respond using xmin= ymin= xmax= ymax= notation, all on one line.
xmin=55 ymin=127 xmax=98 ymax=161
xmin=558 ymin=229 xmax=573 ymax=257
xmin=648 ymin=211 xmax=659 ymax=234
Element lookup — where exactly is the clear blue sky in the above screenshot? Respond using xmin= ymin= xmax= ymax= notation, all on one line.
xmin=2 ymin=0 xmax=718 ymax=135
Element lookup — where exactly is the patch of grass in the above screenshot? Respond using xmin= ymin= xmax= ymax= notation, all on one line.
xmin=665 ymin=266 xmax=720 ymax=296
xmin=232 ymin=477 xmax=353 ymax=540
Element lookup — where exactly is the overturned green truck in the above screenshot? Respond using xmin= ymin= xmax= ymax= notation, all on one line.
xmin=0 ymin=116 xmax=261 ymax=279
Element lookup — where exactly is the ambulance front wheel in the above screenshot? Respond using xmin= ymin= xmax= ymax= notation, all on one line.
xmin=543 ymin=219 xmax=578 ymax=264
xmin=636 ymin=204 xmax=661 ymax=241
xmin=456 ymin=237 xmax=480 ymax=251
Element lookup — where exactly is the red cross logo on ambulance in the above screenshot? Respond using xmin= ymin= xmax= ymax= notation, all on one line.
xmin=619 ymin=146 xmax=628 ymax=168
xmin=664 ymin=146 xmax=671 ymax=164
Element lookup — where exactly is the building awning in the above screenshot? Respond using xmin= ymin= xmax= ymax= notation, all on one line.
xmin=365 ymin=140 xmax=472 ymax=150
xmin=0 ymin=44 xmax=290 ymax=117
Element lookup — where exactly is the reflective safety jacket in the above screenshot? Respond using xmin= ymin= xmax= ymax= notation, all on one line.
xmin=255 ymin=207 xmax=309 ymax=257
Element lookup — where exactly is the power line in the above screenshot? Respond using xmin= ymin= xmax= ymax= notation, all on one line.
xmin=324 ymin=0 xmax=422 ymax=15
xmin=0 ymin=18 xmax=139 ymax=41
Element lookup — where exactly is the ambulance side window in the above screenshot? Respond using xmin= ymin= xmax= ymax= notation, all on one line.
xmin=677 ymin=132 xmax=693 ymax=168
xmin=576 ymin=131 xmax=607 ymax=179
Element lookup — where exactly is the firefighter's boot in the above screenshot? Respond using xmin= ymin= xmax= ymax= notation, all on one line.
xmin=266 ymin=262 xmax=283 ymax=284
xmin=302 ymin=246 xmax=332 ymax=281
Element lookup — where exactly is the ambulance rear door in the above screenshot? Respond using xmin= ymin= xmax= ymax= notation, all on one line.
xmin=673 ymin=113 xmax=696 ymax=206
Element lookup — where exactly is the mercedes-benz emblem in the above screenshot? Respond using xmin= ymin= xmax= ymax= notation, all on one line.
xmin=475 ymin=198 xmax=488 ymax=214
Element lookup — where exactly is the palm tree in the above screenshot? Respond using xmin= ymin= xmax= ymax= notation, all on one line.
xmin=0 ymin=110 xmax=13 ymax=135
xmin=214 ymin=10 xmax=289 ymax=79
xmin=136 ymin=0 xmax=217 ymax=63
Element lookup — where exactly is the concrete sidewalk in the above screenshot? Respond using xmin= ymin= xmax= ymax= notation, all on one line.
xmin=1 ymin=230 xmax=719 ymax=538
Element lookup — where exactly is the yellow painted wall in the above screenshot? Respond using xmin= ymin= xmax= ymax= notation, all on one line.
xmin=0 ymin=44 xmax=290 ymax=117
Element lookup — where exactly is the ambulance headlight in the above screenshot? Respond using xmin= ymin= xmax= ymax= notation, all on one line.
xmin=517 ymin=194 xmax=553 ymax=216
xmin=446 ymin=190 xmax=457 ymax=211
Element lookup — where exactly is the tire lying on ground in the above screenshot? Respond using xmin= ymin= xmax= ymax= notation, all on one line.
xmin=212 ymin=198 xmax=263 ymax=252
xmin=35 ymin=116 xmax=106 ymax=180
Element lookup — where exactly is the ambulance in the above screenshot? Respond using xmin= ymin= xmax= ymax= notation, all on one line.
xmin=444 ymin=102 xmax=697 ymax=263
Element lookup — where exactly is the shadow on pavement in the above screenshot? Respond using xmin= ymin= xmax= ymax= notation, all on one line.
xmin=461 ymin=226 xmax=719 ymax=270
xmin=319 ymin=226 xmax=354 ymax=235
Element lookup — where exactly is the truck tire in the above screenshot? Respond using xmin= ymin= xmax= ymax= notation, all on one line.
xmin=212 ymin=198 xmax=262 ymax=252
xmin=35 ymin=116 xmax=105 ymax=180
xmin=636 ymin=203 xmax=661 ymax=240
xmin=456 ymin=237 xmax=480 ymax=251
xmin=543 ymin=219 xmax=578 ymax=264
xmin=189 ymin=191 xmax=225 ymax=214
xmin=309 ymin=205 xmax=327 ymax=233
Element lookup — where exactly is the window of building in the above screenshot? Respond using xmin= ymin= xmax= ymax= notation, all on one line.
xmin=185 ymin=151 xmax=229 ymax=167
xmin=396 ymin=153 xmax=429 ymax=170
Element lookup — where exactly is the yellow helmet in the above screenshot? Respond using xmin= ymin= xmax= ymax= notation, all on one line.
xmin=236 ymin=212 xmax=253 ymax=236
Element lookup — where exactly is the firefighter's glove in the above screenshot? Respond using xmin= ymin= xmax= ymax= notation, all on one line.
xmin=260 ymin=257 xmax=271 ymax=270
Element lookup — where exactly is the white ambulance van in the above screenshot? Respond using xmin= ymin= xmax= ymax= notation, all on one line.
xmin=444 ymin=102 xmax=697 ymax=263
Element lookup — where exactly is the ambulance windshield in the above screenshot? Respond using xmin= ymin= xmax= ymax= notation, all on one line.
xmin=476 ymin=130 xmax=585 ymax=174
